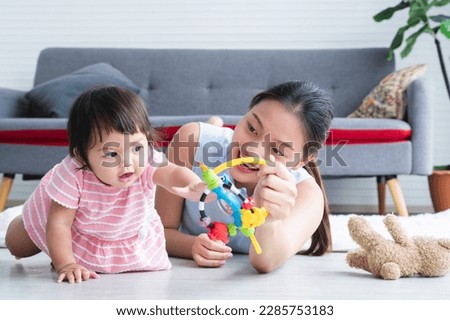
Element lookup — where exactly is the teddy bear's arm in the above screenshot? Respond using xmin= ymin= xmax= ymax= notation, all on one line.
xmin=384 ymin=214 xmax=413 ymax=247
xmin=346 ymin=248 xmax=370 ymax=272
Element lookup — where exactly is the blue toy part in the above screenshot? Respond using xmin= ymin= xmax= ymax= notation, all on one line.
xmin=211 ymin=183 xmax=242 ymax=227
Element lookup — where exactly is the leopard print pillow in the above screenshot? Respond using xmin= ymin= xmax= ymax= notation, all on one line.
xmin=348 ymin=64 xmax=427 ymax=119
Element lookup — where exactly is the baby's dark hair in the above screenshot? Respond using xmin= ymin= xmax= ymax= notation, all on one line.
xmin=249 ymin=80 xmax=333 ymax=255
xmin=67 ymin=85 xmax=159 ymax=167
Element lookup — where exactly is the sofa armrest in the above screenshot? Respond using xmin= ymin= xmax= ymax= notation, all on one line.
xmin=407 ymin=77 xmax=434 ymax=175
xmin=0 ymin=88 xmax=28 ymax=117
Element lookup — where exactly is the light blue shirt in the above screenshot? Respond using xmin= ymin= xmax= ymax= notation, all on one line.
xmin=181 ymin=122 xmax=312 ymax=253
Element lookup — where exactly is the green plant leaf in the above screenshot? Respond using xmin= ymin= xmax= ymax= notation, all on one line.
xmin=409 ymin=1 xmax=429 ymax=23
xmin=431 ymin=0 xmax=450 ymax=7
xmin=440 ymin=19 xmax=450 ymax=38
xmin=433 ymin=165 xmax=450 ymax=170
xmin=407 ymin=15 xmax=424 ymax=27
xmin=387 ymin=49 xmax=395 ymax=61
xmin=377 ymin=0 xmax=450 ymax=61
xmin=430 ymin=14 xmax=450 ymax=22
xmin=416 ymin=0 xmax=430 ymax=8
xmin=401 ymin=25 xmax=430 ymax=58
xmin=390 ymin=25 xmax=410 ymax=52
xmin=374 ymin=1 xmax=410 ymax=22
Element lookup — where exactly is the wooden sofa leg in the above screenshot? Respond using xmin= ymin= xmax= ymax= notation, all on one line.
xmin=386 ymin=176 xmax=408 ymax=217
xmin=376 ymin=176 xmax=386 ymax=215
xmin=0 ymin=173 xmax=15 ymax=212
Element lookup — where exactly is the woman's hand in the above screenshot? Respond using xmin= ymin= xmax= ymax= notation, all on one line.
xmin=254 ymin=156 xmax=297 ymax=221
xmin=191 ymin=234 xmax=233 ymax=267
xmin=56 ymin=263 xmax=100 ymax=284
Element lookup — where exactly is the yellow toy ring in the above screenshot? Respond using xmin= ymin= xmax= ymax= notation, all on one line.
xmin=213 ymin=157 xmax=266 ymax=175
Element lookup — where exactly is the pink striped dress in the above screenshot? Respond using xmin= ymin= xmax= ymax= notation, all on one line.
xmin=22 ymin=154 xmax=171 ymax=273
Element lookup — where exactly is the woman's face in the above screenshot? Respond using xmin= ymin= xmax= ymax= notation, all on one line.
xmin=85 ymin=130 xmax=149 ymax=188
xmin=230 ymin=99 xmax=308 ymax=185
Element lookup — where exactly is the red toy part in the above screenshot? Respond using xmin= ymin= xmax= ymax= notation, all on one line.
xmin=242 ymin=197 xmax=254 ymax=210
xmin=207 ymin=222 xmax=229 ymax=244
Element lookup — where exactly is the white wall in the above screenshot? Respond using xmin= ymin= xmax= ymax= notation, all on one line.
xmin=1 ymin=0 xmax=449 ymax=210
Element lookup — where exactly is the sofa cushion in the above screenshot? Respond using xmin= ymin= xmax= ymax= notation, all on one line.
xmin=25 ymin=63 xmax=140 ymax=118
xmin=347 ymin=64 xmax=427 ymax=119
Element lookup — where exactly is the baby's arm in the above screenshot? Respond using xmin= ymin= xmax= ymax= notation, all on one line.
xmin=46 ymin=200 xmax=99 ymax=283
xmin=152 ymin=115 xmax=225 ymax=198
xmin=152 ymin=161 xmax=207 ymax=201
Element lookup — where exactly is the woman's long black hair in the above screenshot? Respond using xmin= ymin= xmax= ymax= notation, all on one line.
xmin=249 ymin=80 xmax=333 ymax=255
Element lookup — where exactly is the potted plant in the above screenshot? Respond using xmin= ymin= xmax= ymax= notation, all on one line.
xmin=373 ymin=0 xmax=450 ymax=212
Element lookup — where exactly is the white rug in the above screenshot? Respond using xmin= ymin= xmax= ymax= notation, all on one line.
xmin=330 ymin=211 xmax=450 ymax=251
xmin=1 ymin=205 xmax=449 ymax=251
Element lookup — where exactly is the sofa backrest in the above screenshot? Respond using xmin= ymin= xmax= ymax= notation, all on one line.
xmin=35 ymin=47 xmax=395 ymax=118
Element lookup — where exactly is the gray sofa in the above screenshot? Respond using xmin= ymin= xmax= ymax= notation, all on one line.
xmin=0 ymin=47 xmax=433 ymax=215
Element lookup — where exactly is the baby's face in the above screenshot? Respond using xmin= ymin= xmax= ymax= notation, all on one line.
xmin=86 ymin=130 xmax=149 ymax=188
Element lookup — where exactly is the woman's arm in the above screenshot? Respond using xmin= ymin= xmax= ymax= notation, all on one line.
xmin=155 ymin=122 xmax=232 ymax=266
xmin=249 ymin=161 xmax=324 ymax=273
xmin=46 ymin=200 xmax=99 ymax=283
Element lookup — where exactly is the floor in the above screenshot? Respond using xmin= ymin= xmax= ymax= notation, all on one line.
xmin=1 ymin=248 xmax=449 ymax=300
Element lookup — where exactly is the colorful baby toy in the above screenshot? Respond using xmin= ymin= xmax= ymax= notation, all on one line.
xmin=198 ymin=157 xmax=269 ymax=254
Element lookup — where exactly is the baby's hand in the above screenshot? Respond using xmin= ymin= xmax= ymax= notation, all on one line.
xmin=192 ymin=233 xmax=233 ymax=267
xmin=171 ymin=182 xmax=216 ymax=202
xmin=56 ymin=263 xmax=100 ymax=284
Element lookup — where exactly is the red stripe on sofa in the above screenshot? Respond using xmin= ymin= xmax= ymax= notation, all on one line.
xmin=0 ymin=126 xmax=412 ymax=147
xmin=326 ymin=129 xmax=412 ymax=145
xmin=0 ymin=129 xmax=69 ymax=146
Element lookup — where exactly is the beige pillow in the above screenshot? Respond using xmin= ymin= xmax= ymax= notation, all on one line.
xmin=348 ymin=64 xmax=427 ymax=119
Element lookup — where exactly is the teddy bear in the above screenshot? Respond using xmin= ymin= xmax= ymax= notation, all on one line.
xmin=346 ymin=214 xmax=450 ymax=280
